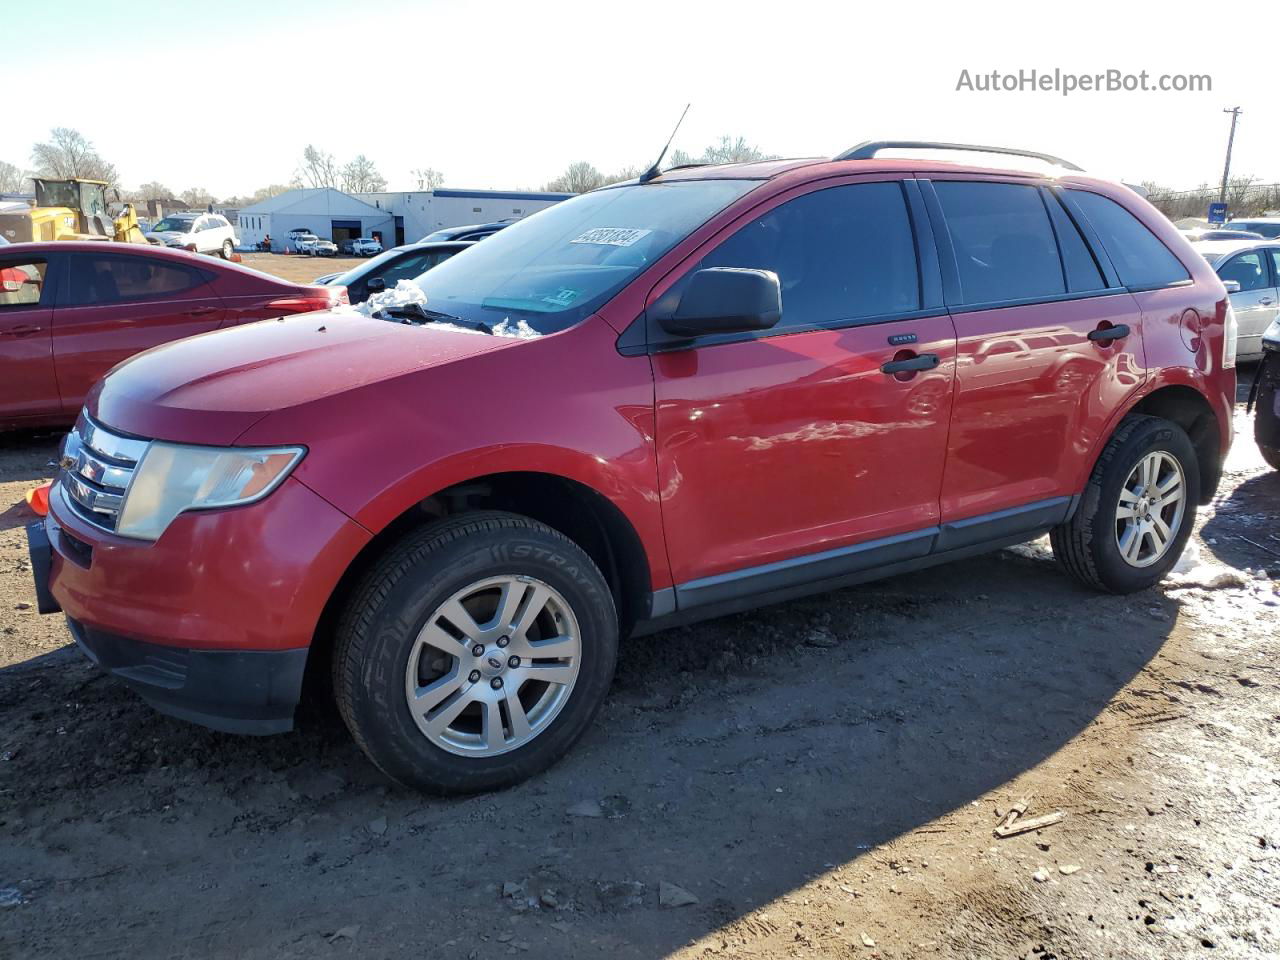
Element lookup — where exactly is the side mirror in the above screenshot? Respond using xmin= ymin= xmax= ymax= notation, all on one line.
xmin=658 ymin=267 xmax=782 ymax=337
xmin=1223 ymin=279 xmax=1242 ymax=294
xmin=366 ymin=277 xmax=386 ymax=293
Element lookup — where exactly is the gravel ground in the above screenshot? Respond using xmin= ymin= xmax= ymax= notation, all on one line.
xmin=1 ymin=381 xmax=1277 ymax=959
xmin=236 ymin=251 xmax=365 ymax=285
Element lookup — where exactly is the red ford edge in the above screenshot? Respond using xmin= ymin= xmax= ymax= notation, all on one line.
xmin=28 ymin=143 xmax=1236 ymax=793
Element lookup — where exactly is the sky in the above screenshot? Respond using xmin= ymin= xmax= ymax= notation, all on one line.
xmin=2 ymin=0 xmax=1273 ymax=199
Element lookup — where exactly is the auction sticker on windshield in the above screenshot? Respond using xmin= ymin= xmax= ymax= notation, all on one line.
xmin=570 ymin=227 xmax=651 ymax=247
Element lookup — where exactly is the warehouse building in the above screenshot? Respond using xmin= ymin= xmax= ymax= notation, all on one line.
xmin=355 ymin=188 xmax=574 ymax=246
xmin=236 ymin=188 xmax=396 ymax=252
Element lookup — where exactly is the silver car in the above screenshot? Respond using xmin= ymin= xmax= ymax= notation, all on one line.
xmin=1198 ymin=239 xmax=1280 ymax=362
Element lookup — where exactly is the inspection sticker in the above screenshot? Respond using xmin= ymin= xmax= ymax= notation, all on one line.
xmin=570 ymin=227 xmax=651 ymax=247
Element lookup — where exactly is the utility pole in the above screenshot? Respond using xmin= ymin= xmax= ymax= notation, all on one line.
xmin=1220 ymin=106 xmax=1242 ymax=205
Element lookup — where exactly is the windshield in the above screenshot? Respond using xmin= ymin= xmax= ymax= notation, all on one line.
xmin=414 ymin=180 xmax=759 ymax=333
xmin=152 ymin=217 xmax=194 ymax=233
xmin=34 ymin=181 xmax=79 ymax=209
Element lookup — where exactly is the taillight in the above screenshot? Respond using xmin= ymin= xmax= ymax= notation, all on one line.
xmin=266 ymin=285 xmax=348 ymax=314
xmin=1222 ymin=300 xmax=1239 ymax=369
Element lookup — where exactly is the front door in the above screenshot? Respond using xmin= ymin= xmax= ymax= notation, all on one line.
xmin=650 ymin=178 xmax=958 ymax=607
xmin=53 ymin=252 xmax=228 ymax=413
xmin=0 ymin=252 xmax=61 ymax=421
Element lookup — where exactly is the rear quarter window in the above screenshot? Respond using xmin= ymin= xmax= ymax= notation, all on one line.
xmin=1066 ymin=190 xmax=1190 ymax=289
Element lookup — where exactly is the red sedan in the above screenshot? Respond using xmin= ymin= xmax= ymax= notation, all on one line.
xmin=0 ymin=241 xmax=347 ymax=428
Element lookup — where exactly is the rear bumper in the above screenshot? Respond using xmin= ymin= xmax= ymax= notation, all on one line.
xmin=68 ymin=618 xmax=307 ymax=734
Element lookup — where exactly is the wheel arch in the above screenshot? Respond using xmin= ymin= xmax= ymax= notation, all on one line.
xmin=305 ymin=470 xmax=656 ymax=703
xmin=1092 ymin=377 xmax=1224 ymax=506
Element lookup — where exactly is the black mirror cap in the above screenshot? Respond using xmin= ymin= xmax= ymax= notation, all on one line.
xmin=659 ymin=267 xmax=782 ymax=337
xmin=366 ymin=277 xmax=387 ymax=292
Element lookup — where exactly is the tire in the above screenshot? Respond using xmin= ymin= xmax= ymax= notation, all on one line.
xmin=1260 ymin=444 xmax=1280 ymax=471
xmin=333 ymin=511 xmax=618 ymax=794
xmin=221 ymin=239 xmax=233 ymax=260
xmin=1051 ymin=415 xmax=1200 ymax=593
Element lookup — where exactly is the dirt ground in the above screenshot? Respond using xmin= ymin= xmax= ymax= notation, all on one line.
xmin=237 ymin=251 xmax=366 ymax=285
xmin=1 ymin=376 xmax=1278 ymax=959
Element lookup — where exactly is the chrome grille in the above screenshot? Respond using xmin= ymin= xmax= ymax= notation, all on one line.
xmin=59 ymin=416 xmax=150 ymax=533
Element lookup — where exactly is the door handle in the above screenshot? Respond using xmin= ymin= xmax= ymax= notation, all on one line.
xmin=1087 ymin=324 xmax=1130 ymax=343
xmin=880 ymin=353 xmax=940 ymax=374
xmin=2 ymin=324 xmax=42 ymax=337
xmin=1260 ymin=298 xmax=1276 ymax=306
xmin=184 ymin=306 xmax=218 ymax=317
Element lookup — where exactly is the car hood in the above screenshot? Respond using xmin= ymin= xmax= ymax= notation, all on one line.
xmin=150 ymin=231 xmax=190 ymax=242
xmin=88 ymin=311 xmax=522 ymax=445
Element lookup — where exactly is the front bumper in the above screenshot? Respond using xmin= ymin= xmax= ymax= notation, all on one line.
xmin=68 ymin=618 xmax=308 ymax=734
xmin=35 ymin=476 xmax=371 ymax=734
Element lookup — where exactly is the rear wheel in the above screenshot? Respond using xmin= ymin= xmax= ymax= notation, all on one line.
xmin=1052 ymin=415 xmax=1200 ymax=593
xmin=333 ymin=512 xmax=618 ymax=794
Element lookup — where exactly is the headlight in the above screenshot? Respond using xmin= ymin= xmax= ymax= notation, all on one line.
xmin=116 ymin=443 xmax=305 ymax=541
xmin=1222 ymin=300 xmax=1239 ymax=369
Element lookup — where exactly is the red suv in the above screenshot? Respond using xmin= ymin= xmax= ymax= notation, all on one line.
xmin=28 ymin=142 xmax=1237 ymax=793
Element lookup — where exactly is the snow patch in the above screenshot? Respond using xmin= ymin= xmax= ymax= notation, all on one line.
xmin=338 ymin=281 xmax=543 ymax=339
xmin=492 ymin=317 xmax=542 ymax=339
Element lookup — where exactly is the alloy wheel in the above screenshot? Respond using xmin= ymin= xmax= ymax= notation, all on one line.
xmin=403 ymin=575 xmax=581 ymax=757
xmin=1114 ymin=451 xmax=1186 ymax=568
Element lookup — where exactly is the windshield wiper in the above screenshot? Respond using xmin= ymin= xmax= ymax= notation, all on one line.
xmin=377 ymin=302 xmax=492 ymax=335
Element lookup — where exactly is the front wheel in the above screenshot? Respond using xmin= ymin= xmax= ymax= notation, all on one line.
xmin=333 ymin=512 xmax=618 ymax=794
xmin=1051 ymin=415 xmax=1200 ymax=593
xmin=221 ymin=239 xmax=233 ymax=260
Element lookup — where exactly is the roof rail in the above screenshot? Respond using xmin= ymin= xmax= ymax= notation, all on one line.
xmin=835 ymin=141 xmax=1084 ymax=172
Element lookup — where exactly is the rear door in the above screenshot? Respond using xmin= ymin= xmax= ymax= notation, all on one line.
xmin=53 ymin=252 xmax=228 ymax=413
xmin=0 ymin=252 xmax=62 ymax=421
xmin=1217 ymin=248 xmax=1278 ymax=359
xmin=924 ymin=177 xmax=1148 ymax=530
xmin=650 ymin=177 xmax=958 ymax=605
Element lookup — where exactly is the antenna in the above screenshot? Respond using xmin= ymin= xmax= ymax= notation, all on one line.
xmin=638 ymin=104 xmax=691 ymax=184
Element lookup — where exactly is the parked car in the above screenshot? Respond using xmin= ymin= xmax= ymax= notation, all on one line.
xmin=294 ymin=234 xmax=338 ymax=256
xmin=148 ymin=212 xmax=239 ymax=260
xmin=1252 ymin=316 xmax=1280 ymax=469
xmin=350 ymin=237 xmax=383 ymax=257
xmin=31 ymin=142 xmax=1237 ymax=794
xmin=1196 ymin=239 xmax=1280 ymax=361
xmin=1182 ymin=228 xmax=1264 ymax=242
xmin=418 ymin=219 xmax=514 ymax=242
xmin=287 ymin=227 xmax=314 ymax=244
xmin=0 ymin=241 xmax=348 ymax=427
xmin=316 ymin=241 xmax=471 ymax=303
xmin=1224 ymin=217 xmax=1280 ymax=240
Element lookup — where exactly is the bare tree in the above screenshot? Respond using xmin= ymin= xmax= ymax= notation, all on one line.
xmin=179 ymin=187 xmax=215 ymax=208
xmin=543 ymin=161 xmax=605 ymax=193
xmin=297 ymin=145 xmax=339 ymax=189
xmin=412 ymin=167 xmax=445 ymax=190
xmin=340 ymin=155 xmax=387 ymax=193
xmin=30 ymin=128 xmax=118 ymax=184
xmin=133 ymin=181 xmax=173 ymax=202
xmin=699 ymin=135 xmax=776 ymax=165
xmin=0 ymin=160 xmax=29 ymax=193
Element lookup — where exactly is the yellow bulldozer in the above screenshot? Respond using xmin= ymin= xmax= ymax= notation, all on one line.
xmin=0 ymin=177 xmax=148 ymax=245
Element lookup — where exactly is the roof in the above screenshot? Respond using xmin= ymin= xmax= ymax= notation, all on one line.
xmin=1228 ymin=216 xmax=1280 ymax=224
xmin=649 ymin=155 xmax=1100 ymax=185
xmin=238 ymin=187 xmax=390 ymax=218
xmin=1192 ymin=238 xmax=1280 ymax=261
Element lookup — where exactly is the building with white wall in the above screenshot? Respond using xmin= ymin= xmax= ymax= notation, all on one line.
xmin=355 ymin=188 xmax=574 ymax=246
xmin=236 ymin=188 xmax=396 ymax=252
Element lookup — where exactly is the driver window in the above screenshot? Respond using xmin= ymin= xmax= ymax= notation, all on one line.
xmin=693 ymin=181 xmax=920 ymax=329
xmin=1219 ymin=252 xmax=1268 ymax=292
